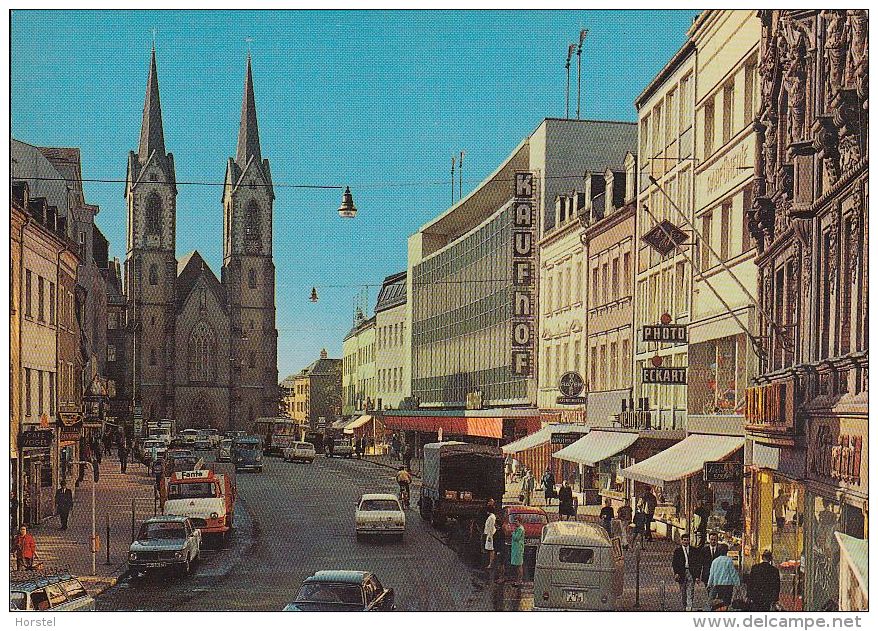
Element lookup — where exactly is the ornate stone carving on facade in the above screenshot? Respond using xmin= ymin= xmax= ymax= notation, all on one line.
xmin=751 ymin=195 xmax=776 ymax=247
xmin=812 ymin=115 xmax=841 ymax=184
xmin=828 ymin=204 xmax=840 ymax=293
xmin=848 ymin=191 xmax=862 ymax=277
xmin=845 ymin=10 xmax=868 ymax=94
xmin=823 ymin=10 xmax=848 ymax=98
xmin=791 ymin=240 xmax=802 ymax=284
xmin=782 ymin=22 xmax=810 ymax=151
xmin=762 ymin=116 xmax=778 ymax=192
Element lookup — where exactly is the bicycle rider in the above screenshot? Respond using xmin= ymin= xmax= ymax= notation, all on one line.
xmin=396 ymin=466 xmax=412 ymax=508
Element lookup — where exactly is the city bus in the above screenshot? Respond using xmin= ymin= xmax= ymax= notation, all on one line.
xmin=252 ymin=418 xmax=300 ymax=456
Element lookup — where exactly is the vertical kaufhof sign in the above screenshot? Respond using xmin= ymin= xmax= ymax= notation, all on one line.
xmin=511 ymin=171 xmax=535 ymax=376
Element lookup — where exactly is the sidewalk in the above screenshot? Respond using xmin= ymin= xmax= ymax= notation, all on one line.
xmin=22 ymin=452 xmax=158 ymax=596
xmin=364 ymin=452 xmax=423 ymax=477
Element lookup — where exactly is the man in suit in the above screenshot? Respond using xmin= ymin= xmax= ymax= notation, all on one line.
xmin=700 ymin=531 xmax=723 ymax=584
xmin=747 ymin=550 xmax=781 ymax=611
xmin=672 ymin=533 xmax=703 ymax=611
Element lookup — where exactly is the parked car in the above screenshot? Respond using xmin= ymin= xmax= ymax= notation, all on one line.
xmin=10 ymin=571 xmax=95 ymax=611
xmin=216 ymin=439 xmax=233 ymax=462
xmin=128 ymin=515 xmax=202 ymax=577
xmin=194 ymin=429 xmax=213 ymax=451
xmin=232 ymin=436 xmax=264 ymax=472
xmin=283 ymin=441 xmax=316 ymax=463
xmin=355 ymin=493 xmax=405 ymax=541
xmin=501 ymin=504 xmax=548 ymax=577
xmin=283 ymin=570 xmax=395 ymax=611
xmin=179 ymin=429 xmax=199 ymax=446
xmin=163 ymin=452 xmax=200 ymax=478
xmin=327 ymin=437 xmax=354 ymax=458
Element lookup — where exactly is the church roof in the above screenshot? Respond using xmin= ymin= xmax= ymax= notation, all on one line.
xmin=175 ymin=250 xmax=227 ymax=314
xmin=139 ymin=48 xmax=166 ymax=163
xmin=236 ymin=55 xmax=261 ymax=169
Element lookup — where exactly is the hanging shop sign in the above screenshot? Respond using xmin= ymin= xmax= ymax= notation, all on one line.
xmin=704 ymin=461 xmax=744 ymax=482
xmin=551 ymin=431 xmax=586 ymax=446
xmin=812 ymin=425 xmax=862 ymax=485
xmin=642 ymin=324 xmax=688 ymax=343
xmin=641 ymin=366 xmax=687 ymax=385
xmin=641 ymin=220 xmax=688 ymax=257
xmin=511 ymin=171 xmax=536 ymax=377
xmin=20 ymin=429 xmax=54 ymax=450
xmin=558 ymin=371 xmax=585 ymax=397
xmin=60 ymin=426 xmax=82 ymax=444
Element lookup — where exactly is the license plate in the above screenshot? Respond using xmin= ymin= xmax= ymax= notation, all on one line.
xmin=143 ymin=562 xmax=165 ymax=568
xmin=564 ymin=590 xmax=585 ymax=603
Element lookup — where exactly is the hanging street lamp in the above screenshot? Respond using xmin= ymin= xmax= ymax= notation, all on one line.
xmin=338 ymin=186 xmax=357 ymax=218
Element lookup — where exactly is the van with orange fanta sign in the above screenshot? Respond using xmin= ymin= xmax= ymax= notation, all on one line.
xmin=162 ymin=465 xmax=236 ymax=541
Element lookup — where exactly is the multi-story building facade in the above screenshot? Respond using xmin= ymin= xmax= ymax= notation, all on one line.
xmin=342 ymin=313 xmax=376 ymax=416
xmin=11 ymin=177 xmax=81 ymax=526
xmin=633 ymin=40 xmax=696 ymax=433
xmin=105 ymin=258 xmax=128 ymax=424
xmin=374 ymin=271 xmax=409 ymax=410
xmin=283 ymin=350 xmax=343 ymax=431
xmin=746 ymin=10 xmax=868 ymax=611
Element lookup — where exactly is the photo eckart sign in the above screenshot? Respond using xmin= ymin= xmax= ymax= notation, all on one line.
xmin=511 ymin=171 xmax=536 ymax=377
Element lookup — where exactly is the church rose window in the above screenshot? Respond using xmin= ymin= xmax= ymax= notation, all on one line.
xmin=188 ymin=321 xmax=215 ymax=382
xmin=145 ymin=192 xmax=162 ymax=236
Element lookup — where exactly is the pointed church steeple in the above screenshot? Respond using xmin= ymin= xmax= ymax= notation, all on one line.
xmin=138 ymin=47 xmax=166 ymax=163
xmin=235 ymin=54 xmax=262 ymax=168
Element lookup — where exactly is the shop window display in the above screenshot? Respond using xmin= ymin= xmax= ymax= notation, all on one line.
xmin=772 ymin=481 xmax=805 ymax=611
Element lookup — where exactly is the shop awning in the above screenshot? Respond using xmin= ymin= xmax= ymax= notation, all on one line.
xmin=343 ymin=415 xmax=372 ymax=434
xmin=552 ymin=430 xmax=638 ymax=467
xmin=620 ymin=433 xmax=744 ymax=487
xmin=502 ymin=424 xmax=588 ymax=454
xmin=835 ymin=532 xmax=868 ymax=595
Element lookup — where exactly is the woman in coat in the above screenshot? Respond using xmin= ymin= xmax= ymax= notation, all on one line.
xmin=558 ymin=480 xmax=576 ymax=520
xmin=509 ymin=521 xmax=526 ymax=586
xmin=542 ymin=469 xmax=556 ymax=505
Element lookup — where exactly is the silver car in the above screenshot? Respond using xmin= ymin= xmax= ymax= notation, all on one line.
xmin=10 ymin=572 xmax=95 ymax=611
xmin=128 ymin=515 xmax=202 ymax=576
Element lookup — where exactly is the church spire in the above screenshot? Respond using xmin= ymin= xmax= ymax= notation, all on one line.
xmin=138 ymin=47 xmax=166 ymax=162
xmin=235 ymin=54 xmax=262 ymax=168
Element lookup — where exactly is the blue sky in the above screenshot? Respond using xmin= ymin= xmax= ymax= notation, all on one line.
xmin=11 ymin=9 xmax=696 ymax=379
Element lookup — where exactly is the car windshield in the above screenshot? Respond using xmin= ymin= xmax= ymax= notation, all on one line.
xmin=167 ymin=482 xmax=216 ymax=499
xmin=10 ymin=591 xmax=26 ymax=610
xmin=509 ymin=513 xmax=548 ymax=525
xmin=295 ymin=582 xmax=364 ymax=606
xmin=360 ymin=499 xmax=400 ymax=511
xmin=220 ymin=440 xmax=232 ymax=448
xmin=236 ymin=443 xmax=260 ymax=451
xmin=138 ymin=522 xmax=187 ymax=540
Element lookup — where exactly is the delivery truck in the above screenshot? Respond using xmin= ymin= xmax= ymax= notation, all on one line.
xmin=162 ymin=465 xmax=237 ymax=542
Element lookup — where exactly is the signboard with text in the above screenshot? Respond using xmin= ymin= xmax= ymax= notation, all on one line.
xmin=21 ymin=429 xmax=54 ymax=450
xmin=511 ymin=171 xmax=536 ymax=377
xmin=704 ymin=461 xmax=743 ymax=483
xmin=641 ymin=366 xmax=687 ymax=385
xmin=642 ymin=324 xmax=688 ymax=344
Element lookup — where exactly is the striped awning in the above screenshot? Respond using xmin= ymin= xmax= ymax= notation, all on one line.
xmin=343 ymin=415 xmax=373 ymax=434
xmin=502 ymin=424 xmax=588 ymax=454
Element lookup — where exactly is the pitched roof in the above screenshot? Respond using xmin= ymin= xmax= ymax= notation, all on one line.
xmin=236 ymin=55 xmax=262 ymax=168
xmin=10 ymin=139 xmax=70 ymax=218
xmin=139 ymin=48 xmax=166 ymax=163
xmin=175 ymin=250 xmax=226 ymax=313
xmin=301 ymin=357 xmax=342 ymax=376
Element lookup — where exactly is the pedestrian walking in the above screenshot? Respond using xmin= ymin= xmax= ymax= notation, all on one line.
xmin=390 ymin=435 xmax=400 ymax=461
xmin=746 ymin=550 xmax=781 ymax=611
xmin=119 ymin=441 xmax=129 ymax=474
xmin=92 ymin=438 xmax=102 ymax=465
xmin=521 ymin=469 xmax=534 ymax=506
xmin=54 ymin=481 xmax=74 ymax=530
xmin=558 ymin=479 xmax=575 ymax=520
xmin=505 ymin=454 xmax=514 ymax=483
xmin=773 ymin=492 xmax=788 ymax=531
xmin=103 ymin=430 xmax=114 ymax=457
xmin=509 ymin=520 xmax=525 ymax=586
xmin=599 ymin=499 xmax=615 ymax=533
xmin=360 ymin=436 xmax=368 ymax=458
xmin=403 ymin=445 xmax=413 ymax=471
xmin=694 ymin=501 xmax=710 ymax=547
xmin=641 ymin=487 xmax=657 ymax=541
xmin=483 ymin=504 xmax=497 ymax=570
xmin=493 ymin=511 xmax=507 ymax=584
xmin=700 ymin=532 xmax=724 ymax=583
xmin=705 ymin=544 xmax=740 ymax=610
xmin=77 ymin=440 xmax=91 ymax=487
xmin=617 ymin=499 xmax=633 ymax=549
xmin=542 ymin=468 xmax=556 ymax=505
xmin=13 ymin=525 xmax=37 ymax=570
xmin=92 ymin=454 xmax=100 ymax=483
xmin=672 ymin=533 xmax=703 ymax=611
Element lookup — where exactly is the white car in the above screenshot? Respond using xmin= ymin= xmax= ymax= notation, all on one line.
xmin=283 ymin=442 xmax=316 ymax=463
xmin=141 ymin=439 xmax=167 ymax=463
xmin=355 ymin=493 xmax=405 ymax=541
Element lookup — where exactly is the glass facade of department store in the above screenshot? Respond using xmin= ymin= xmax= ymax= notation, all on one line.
xmin=411 ymin=200 xmax=529 ymax=406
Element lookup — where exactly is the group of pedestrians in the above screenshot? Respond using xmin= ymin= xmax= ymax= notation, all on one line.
xmin=672 ymin=531 xmax=781 ymax=611
xmin=482 ymin=499 xmax=526 ymax=587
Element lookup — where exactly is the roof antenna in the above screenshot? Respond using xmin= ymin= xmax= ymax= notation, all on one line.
xmin=576 ymin=29 xmax=588 ymax=120
xmin=245 ymin=36 xmax=253 ymax=57
xmin=151 ymin=27 xmax=157 ymax=51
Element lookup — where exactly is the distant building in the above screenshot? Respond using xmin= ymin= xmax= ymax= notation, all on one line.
xmin=281 ymin=350 xmax=342 ymax=431
xmin=342 ymin=313 xmax=376 ymax=416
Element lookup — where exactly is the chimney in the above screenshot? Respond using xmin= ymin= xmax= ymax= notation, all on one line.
xmin=320 ymin=348 xmax=328 ymax=359
xmin=624 ymin=152 xmax=637 ymax=205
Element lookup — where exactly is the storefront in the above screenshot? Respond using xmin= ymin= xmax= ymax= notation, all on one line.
xmin=553 ymin=430 xmax=638 ymax=507
xmin=19 ymin=428 xmax=56 ymax=526
xmin=803 ymin=415 xmax=867 ymax=612
xmin=834 ymin=533 xmax=868 ymax=611
xmin=501 ymin=423 xmax=588 ymax=481
xmin=620 ymin=433 xmax=744 ymax=543
xmin=58 ymin=413 xmax=83 ymax=484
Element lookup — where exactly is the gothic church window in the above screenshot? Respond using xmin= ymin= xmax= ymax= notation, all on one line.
xmin=244 ymin=200 xmax=261 ymax=252
xmin=248 ymin=269 xmax=257 ymax=288
xmin=145 ymin=192 xmax=162 ymax=236
xmin=188 ymin=321 xmax=215 ymax=383
xmin=149 ymin=264 xmax=158 ymax=286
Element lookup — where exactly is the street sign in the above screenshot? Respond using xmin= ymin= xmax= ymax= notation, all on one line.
xmin=642 ymin=324 xmax=688 ymax=343
xmin=558 ymin=371 xmax=585 ymax=397
xmin=642 ymin=220 xmax=688 ymax=257
xmin=21 ymin=429 xmax=54 ymax=449
xmin=556 ymin=396 xmax=589 ymax=405
xmin=641 ymin=366 xmax=687 ymax=385
xmin=704 ymin=461 xmax=743 ymax=482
